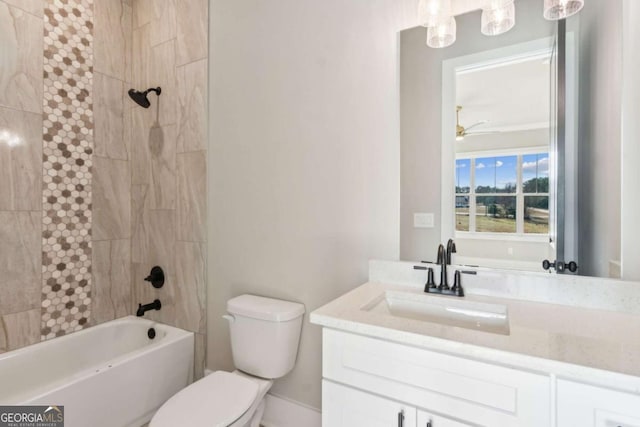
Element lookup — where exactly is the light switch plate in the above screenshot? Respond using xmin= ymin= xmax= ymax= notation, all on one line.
xmin=414 ymin=213 xmax=434 ymax=228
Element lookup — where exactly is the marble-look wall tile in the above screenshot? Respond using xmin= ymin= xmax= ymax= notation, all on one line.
xmin=194 ymin=332 xmax=206 ymax=380
xmin=0 ymin=212 xmax=41 ymax=315
xmin=150 ymin=40 xmax=177 ymax=126
xmin=94 ymin=73 xmax=127 ymax=160
xmin=92 ymin=240 xmax=131 ymax=324
xmin=93 ymin=156 xmax=131 ymax=240
xmin=132 ymin=24 xmax=151 ymax=89
xmin=0 ymin=107 xmax=42 ymax=210
xmin=177 ymin=59 xmax=207 ymax=153
xmin=131 ymin=109 xmax=177 ymax=209
xmin=175 ymin=241 xmax=206 ymax=333
xmin=94 ymin=0 xmax=127 ymax=80
xmin=132 ymin=210 xmax=176 ymax=323
xmin=123 ymin=2 xmax=133 ymax=84
xmin=1 ymin=0 xmax=43 ymax=18
xmin=0 ymin=2 xmax=43 ymax=113
xmin=133 ymin=0 xmax=176 ymax=46
xmin=176 ymin=0 xmax=208 ymax=66
xmin=131 ymin=184 xmax=149 ymax=264
xmin=177 ymin=151 xmax=206 ymax=242
xmin=0 ymin=309 xmax=40 ymax=352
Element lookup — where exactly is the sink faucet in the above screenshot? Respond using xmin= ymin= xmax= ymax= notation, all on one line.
xmin=446 ymin=239 xmax=456 ymax=265
xmin=436 ymin=244 xmax=449 ymax=290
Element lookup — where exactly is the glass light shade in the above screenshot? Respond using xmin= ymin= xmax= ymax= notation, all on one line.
xmin=481 ymin=1 xmax=516 ymax=36
xmin=482 ymin=0 xmax=513 ymax=8
xmin=426 ymin=16 xmax=456 ymax=48
xmin=418 ymin=0 xmax=452 ymax=27
xmin=543 ymin=0 xmax=584 ymax=20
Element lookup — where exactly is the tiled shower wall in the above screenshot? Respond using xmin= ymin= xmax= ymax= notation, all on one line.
xmin=1 ymin=0 xmax=207 ymax=377
xmin=0 ymin=0 xmax=132 ymax=348
xmin=130 ymin=0 xmax=208 ymax=380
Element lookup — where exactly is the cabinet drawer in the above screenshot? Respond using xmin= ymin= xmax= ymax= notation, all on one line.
xmin=323 ymin=380 xmax=417 ymax=427
xmin=557 ymin=379 xmax=640 ymax=426
xmin=323 ymin=329 xmax=550 ymax=426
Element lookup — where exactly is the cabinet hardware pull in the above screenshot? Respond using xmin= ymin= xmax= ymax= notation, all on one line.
xmin=426 ymin=422 xmax=432 ymax=427
xmin=398 ymin=410 xmax=404 ymax=427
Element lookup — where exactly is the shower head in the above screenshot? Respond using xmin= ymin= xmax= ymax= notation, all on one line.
xmin=128 ymin=87 xmax=162 ymax=108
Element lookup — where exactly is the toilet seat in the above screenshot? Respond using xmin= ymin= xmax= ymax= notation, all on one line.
xmin=150 ymin=371 xmax=259 ymax=427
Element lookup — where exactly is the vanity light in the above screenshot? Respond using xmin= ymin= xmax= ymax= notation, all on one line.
xmin=543 ymin=0 xmax=585 ymax=20
xmin=418 ymin=0 xmax=452 ymax=28
xmin=481 ymin=0 xmax=516 ymax=36
xmin=427 ymin=16 xmax=457 ymax=48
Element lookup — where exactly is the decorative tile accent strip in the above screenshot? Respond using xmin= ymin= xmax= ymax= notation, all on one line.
xmin=41 ymin=0 xmax=94 ymax=339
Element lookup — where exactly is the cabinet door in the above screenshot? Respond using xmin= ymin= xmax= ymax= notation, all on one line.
xmin=323 ymin=380 xmax=417 ymax=427
xmin=558 ymin=379 xmax=640 ymax=426
xmin=417 ymin=410 xmax=475 ymax=427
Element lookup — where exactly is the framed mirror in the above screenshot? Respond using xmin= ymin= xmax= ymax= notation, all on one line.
xmin=399 ymin=0 xmax=635 ymax=279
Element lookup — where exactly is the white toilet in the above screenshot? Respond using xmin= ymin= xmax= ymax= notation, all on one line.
xmin=150 ymin=295 xmax=305 ymax=427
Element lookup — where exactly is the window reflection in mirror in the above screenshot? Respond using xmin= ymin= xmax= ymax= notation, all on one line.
xmin=449 ymin=48 xmax=554 ymax=269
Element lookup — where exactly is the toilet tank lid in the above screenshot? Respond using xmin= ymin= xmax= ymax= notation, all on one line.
xmin=227 ymin=295 xmax=305 ymax=322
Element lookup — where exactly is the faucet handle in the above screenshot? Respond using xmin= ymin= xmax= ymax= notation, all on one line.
xmin=424 ymin=268 xmax=437 ymax=293
xmin=451 ymin=270 xmax=464 ymax=297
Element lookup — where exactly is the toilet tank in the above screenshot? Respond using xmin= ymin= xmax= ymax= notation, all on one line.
xmin=226 ymin=295 xmax=305 ymax=379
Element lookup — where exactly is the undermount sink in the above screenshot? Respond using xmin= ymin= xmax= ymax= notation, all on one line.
xmin=361 ymin=290 xmax=510 ymax=335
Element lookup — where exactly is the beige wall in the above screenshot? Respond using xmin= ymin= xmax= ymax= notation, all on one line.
xmin=574 ymin=0 xmax=622 ymax=277
xmin=400 ymin=0 xmax=554 ymax=262
xmin=207 ymin=0 xmax=416 ymax=409
xmin=130 ymin=0 xmax=209 ymax=380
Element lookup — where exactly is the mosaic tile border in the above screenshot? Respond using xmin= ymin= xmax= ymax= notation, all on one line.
xmin=41 ymin=0 xmax=94 ymax=339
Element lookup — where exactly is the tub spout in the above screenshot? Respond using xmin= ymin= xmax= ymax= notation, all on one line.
xmin=137 ymin=299 xmax=161 ymax=317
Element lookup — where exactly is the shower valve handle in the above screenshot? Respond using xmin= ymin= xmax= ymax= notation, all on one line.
xmin=144 ymin=266 xmax=165 ymax=288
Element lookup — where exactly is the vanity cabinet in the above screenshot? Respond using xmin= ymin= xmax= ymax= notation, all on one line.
xmin=322 ymin=329 xmax=551 ymax=426
xmin=323 ymin=380 xmax=417 ymax=427
xmin=323 ymin=380 xmax=471 ymax=427
xmin=557 ymin=379 xmax=640 ymax=426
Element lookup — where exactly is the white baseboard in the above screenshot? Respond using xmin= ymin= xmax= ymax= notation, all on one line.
xmin=204 ymin=370 xmax=321 ymax=427
xmin=261 ymin=394 xmax=321 ymax=427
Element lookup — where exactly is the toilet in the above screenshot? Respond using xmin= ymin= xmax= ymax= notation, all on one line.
xmin=150 ymin=295 xmax=305 ymax=427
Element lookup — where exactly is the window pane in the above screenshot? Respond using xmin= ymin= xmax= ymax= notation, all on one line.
xmin=455 ymin=196 xmax=469 ymax=231
xmin=455 ymin=159 xmax=470 ymax=193
xmin=524 ymin=196 xmax=549 ymax=234
xmin=475 ymin=156 xmax=517 ymax=193
xmin=522 ymin=153 xmax=549 ymax=193
xmin=476 ymin=196 xmax=516 ymax=233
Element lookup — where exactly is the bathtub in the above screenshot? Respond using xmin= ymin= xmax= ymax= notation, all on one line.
xmin=0 ymin=316 xmax=194 ymax=427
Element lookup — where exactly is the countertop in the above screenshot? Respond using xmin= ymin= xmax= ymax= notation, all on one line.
xmin=311 ymin=280 xmax=640 ymax=394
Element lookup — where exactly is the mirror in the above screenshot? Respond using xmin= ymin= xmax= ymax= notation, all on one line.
xmin=400 ymin=0 xmax=626 ymax=278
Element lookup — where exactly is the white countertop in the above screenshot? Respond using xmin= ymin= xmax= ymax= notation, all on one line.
xmin=311 ymin=267 xmax=640 ymax=394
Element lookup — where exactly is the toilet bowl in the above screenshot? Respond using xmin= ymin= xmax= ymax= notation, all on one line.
xmin=150 ymin=295 xmax=305 ymax=427
xmin=150 ymin=370 xmax=271 ymax=427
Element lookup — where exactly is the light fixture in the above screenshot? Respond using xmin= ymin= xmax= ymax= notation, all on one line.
xmin=427 ymin=16 xmax=457 ymax=49
xmin=481 ymin=0 xmax=516 ymax=36
xmin=543 ymin=0 xmax=585 ymax=20
xmin=418 ymin=0 xmax=452 ymax=28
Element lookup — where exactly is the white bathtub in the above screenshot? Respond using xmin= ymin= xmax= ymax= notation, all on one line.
xmin=0 ymin=316 xmax=194 ymax=427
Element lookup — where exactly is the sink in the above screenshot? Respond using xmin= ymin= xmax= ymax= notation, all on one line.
xmin=361 ymin=290 xmax=510 ymax=335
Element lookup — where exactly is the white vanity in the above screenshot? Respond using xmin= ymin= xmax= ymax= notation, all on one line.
xmin=310 ymin=260 xmax=640 ymax=427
